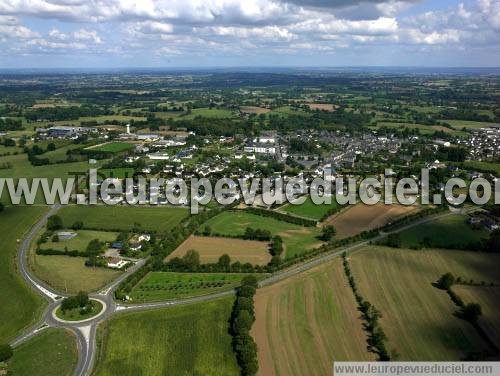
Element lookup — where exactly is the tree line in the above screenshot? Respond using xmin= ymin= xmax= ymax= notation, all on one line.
xmin=342 ymin=252 xmax=391 ymax=360
xmin=230 ymin=275 xmax=259 ymax=376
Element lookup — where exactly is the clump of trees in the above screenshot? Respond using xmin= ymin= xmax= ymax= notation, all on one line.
xmin=0 ymin=117 xmax=23 ymax=131
xmin=61 ymin=291 xmax=90 ymax=313
xmin=381 ymin=233 xmax=402 ymax=248
xmin=46 ymin=215 xmax=63 ymax=231
xmin=230 ymin=275 xmax=259 ymax=376
xmin=243 ymin=227 xmax=271 ymax=241
xmin=436 ymin=272 xmax=455 ymax=290
xmin=319 ymin=225 xmax=336 ymax=241
xmin=85 ymin=239 xmax=107 ymax=267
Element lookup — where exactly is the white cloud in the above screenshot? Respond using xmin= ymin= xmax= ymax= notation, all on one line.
xmin=203 ymin=26 xmax=296 ymax=41
xmin=0 ymin=15 xmax=38 ymax=39
xmin=406 ymin=28 xmax=461 ymax=44
xmin=292 ymin=16 xmax=398 ymax=36
xmin=478 ymin=0 xmax=500 ymax=30
xmin=48 ymin=28 xmax=68 ymax=40
xmin=27 ymin=38 xmax=87 ymax=50
xmin=73 ymin=29 xmax=102 ymax=43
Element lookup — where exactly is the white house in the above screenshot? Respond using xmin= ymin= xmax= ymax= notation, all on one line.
xmin=107 ymin=257 xmax=127 ymax=269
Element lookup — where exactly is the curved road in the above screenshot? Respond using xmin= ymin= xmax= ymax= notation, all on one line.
xmin=10 ymin=204 xmax=472 ymax=375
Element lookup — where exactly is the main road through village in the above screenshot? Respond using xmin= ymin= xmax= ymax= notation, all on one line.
xmin=10 ymin=203 xmax=470 ymax=376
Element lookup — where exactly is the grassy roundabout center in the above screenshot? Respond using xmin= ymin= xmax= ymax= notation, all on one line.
xmin=55 ymin=298 xmax=104 ymax=322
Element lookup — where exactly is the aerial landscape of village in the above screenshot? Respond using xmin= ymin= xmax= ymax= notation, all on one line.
xmin=0 ymin=0 xmax=499 ymax=376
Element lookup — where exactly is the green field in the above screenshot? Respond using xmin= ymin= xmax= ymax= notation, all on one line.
xmin=96 ymin=298 xmax=239 ymax=376
xmin=464 ymin=161 xmax=500 ymax=175
xmin=398 ymin=214 xmax=488 ymax=249
xmin=31 ymin=255 xmax=121 ymax=294
xmin=180 ymin=108 xmax=235 ymax=120
xmin=443 ymin=119 xmax=500 ymax=129
xmin=0 ymin=153 xmax=96 ymax=180
xmin=350 ymin=246 xmax=500 ymax=360
xmin=39 ymin=230 xmax=118 ymax=252
xmin=43 ymin=144 xmax=86 ymax=163
xmin=0 ymin=153 xmax=103 ymax=204
xmin=130 ymin=272 xmax=252 ymax=302
xmin=372 ymin=122 xmax=466 ymax=136
xmin=98 ymin=168 xmax=135 ymax=179
xmin=6 ymin=328 xmax=77 ymax=376
xmin=89 ymin=142 xmax=135 ymax=153
xmin=0 ymin=206 xmax=46 ymax=343
xmin=26 ymin=115 xmax=146 ymax=127
xmin=58 ymin=205 xmax=189 ymax=233
xmin=454 ymin=286 xmax=500 ymax=350
xmin=279 ymin=196 xmax=340 ymax=221
xmin=203 ymin=210 xmax=322 ymax=259
xmin=0 ymin=144 xmax=23 ymax=155
xmin=268 ymin=106 xmax=311 ymax=117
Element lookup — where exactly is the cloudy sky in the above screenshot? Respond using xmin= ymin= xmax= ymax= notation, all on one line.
xmin=0 ymin=0 xmax=499 ymax=68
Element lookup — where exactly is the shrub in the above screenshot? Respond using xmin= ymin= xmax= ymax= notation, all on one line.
xmin=0 ymin=344 xmax=13 ymax=362
xmin=46 ymin=215 xmax=63 ymax=231
xmin=71 ymin=221 xmax=84 ymax=230
xmin=436 ymin=273 xmax=455 ymax=290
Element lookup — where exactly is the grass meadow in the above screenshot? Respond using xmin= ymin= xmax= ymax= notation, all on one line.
xmin=278 ymin=196 xmax=340 ymax=221
xmin=6 ymin=328 xmax=77 ymax=376
xmin=372 ymin=122 xmax=466 ymax=137
xmin=88 ymin=142 xmax=135 ymax=153
xmin=0 ymin=153 xmax=103 ymax=205
xmin=464 ymin=161 xmax=500 ymax=175
xmin=0 ymin=206 xmax=46 ymax=343
xmin=95 ymin=298 xmax=239 ymax=376
xmin=398 ymin=214 xmax=489 ymax=249
xmin=39 ymin=230 xmax=118 ymax=252
xmin=180 ymin=108 xmax=236 ymax=120
xmin=30 ymin=254 xmax=121 ymax=294
xmin=58 ymin=205 xmax=189 ymax=233
xmin=443 ymin=119 xmax=500 ymax=129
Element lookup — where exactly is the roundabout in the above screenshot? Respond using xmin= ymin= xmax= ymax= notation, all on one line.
xmin=52 ymin=298 xmax=107 ymax=324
